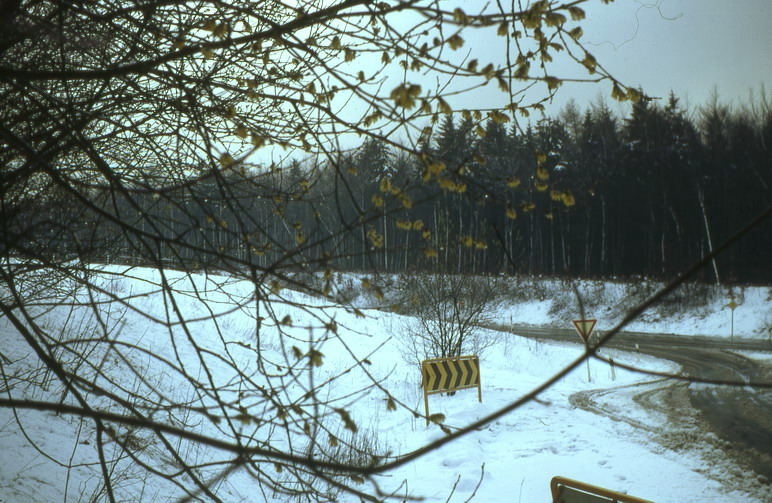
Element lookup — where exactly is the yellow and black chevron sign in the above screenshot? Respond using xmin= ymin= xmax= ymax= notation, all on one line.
xmin=422 ymin=355 xmax=480 ymax=394
xmin=421 ymin=355 xmax=482 ymax=424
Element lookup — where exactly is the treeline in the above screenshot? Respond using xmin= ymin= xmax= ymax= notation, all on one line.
xmin=12 ymin=94 xmax=771 ymax=284
xmin=320 ymin=93 xmax=771 ymax=282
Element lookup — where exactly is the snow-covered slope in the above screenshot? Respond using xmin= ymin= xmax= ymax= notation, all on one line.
xmin=493 ymin=277 xmax=770 ymax=340
xmin=336 ymin=272 xmax=770 ymax=340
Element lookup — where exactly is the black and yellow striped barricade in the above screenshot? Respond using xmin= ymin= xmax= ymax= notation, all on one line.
xmin=421 ymin=355 xmax=481 ymax=425
xmin=550 ymin=476 xmax=653 ymax=503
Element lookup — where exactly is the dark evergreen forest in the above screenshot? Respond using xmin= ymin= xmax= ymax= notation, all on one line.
xmin=14 ymin=94 xmax=771 ymax=284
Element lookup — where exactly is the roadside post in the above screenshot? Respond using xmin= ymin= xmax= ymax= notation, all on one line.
xmin=572 ymin=319 xmax=596 ymax=383
xmin=421 ymin=355 xmax=481 ymax=425
xmin=727 ymin=296 xmax=738 ymax=343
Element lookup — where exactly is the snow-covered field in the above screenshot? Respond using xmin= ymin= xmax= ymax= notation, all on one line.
xmin=0 ymin=265 xmax=769 ymax=502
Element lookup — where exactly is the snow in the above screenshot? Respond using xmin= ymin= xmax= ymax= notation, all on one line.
xmin=499 ymin=299 xmax=554 ymax=327
xmin=0 ymin=265 xmax=769 ymax=502
xmin=493 ymin=277 xmax=771 ymax=340
xmin=730 ymin=351 xmax=772 ymax=365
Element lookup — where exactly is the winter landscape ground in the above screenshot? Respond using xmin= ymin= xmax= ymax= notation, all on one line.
xmin=1 ymin=265 xmax=770 ymax=502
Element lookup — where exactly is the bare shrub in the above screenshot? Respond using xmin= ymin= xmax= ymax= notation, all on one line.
xmin=397 ymin=274 xmax=499 ymax=365
xmin=660 ymin=281 xmax=723 ymax=314
xmin=300 ymin=425 xmax=390 ymax=501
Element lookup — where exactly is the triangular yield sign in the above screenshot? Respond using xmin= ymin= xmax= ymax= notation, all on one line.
xmin=572 ymin=319 xmax=596 ymax=343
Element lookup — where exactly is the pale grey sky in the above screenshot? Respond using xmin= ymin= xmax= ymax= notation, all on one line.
xmin=401 ymin=0 xmax=772 ymax=132
xmin=258 ymin=0 xmax=772 ymax=163
xmin=547 ymin=0 xmax=772 ymax=112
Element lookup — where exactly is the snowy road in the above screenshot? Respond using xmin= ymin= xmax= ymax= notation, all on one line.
xmin=638 ymin=344 xmax=772 ymax=483
xmin=497 ymin=325 xmax=772 ymax=484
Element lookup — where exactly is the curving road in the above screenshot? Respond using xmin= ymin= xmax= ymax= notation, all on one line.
xmin=491 ymin=324 xmax=772 ymax=482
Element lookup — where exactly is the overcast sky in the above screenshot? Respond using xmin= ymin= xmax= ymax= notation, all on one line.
xmin=261 ymin=0 xmax=772 ymax=163
xmin=543 ymin=0 xmax=772 ymax=113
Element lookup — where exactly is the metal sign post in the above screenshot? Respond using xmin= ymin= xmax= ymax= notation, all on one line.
xmin=727 ymin=298 xmax=738 ymax=343
xmin=421 ymin=355 xmax=481 ymax=425
xmin=572 ymin=319 xmax=597 ymax=383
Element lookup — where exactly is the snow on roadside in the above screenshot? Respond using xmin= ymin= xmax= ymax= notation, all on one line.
xmin=363 ymin=322 xmax=762 ymax=503
xmin=490 ymin=278 xmax=771 ymax=340
xmin=342 ymin=272 xmax=770 ymax=340
xmin=0 ymin=266 xmax=768 ymax=502
xmin=731 ymin=351 xmax=772 ymax=364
